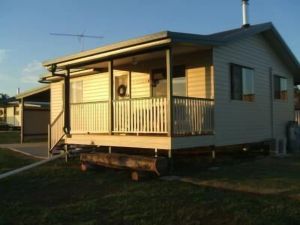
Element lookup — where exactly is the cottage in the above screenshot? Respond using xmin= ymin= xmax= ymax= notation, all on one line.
xmin=40 ymin=22 xmax=300 ymax=157
xmin=0 ymin=101 xmax=20 ymax=128
xmin=0 ymin=86 xmax=50 ymax=142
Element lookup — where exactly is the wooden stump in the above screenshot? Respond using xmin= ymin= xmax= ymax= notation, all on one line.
xmin=80 ymin=162 xmax=89 ymax=172
xmin=131 ymin=171 xmax=139 ymax=181
xmin=80 ymin=152 xmax=169 ymax=176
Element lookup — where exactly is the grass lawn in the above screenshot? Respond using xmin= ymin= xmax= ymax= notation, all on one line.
xmin=0 ymin=131 xmax=20 ymax=144
xmin=0 ymin=148 xmax=37 ymax=173
xmin=0 ymin=131 xmax=47 ymax=144
xmin=1 ymin=150 xmax=300 ymax=225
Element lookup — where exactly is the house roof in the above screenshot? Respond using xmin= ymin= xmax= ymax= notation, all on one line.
xmin=42 ymin=22 xmax=299 ymax=77
xmin=15 ymin=85 xmax=50 ymax=100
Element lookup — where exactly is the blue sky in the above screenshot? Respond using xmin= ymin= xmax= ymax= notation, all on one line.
xmin=0 ymin=0 xmax=299 ymax=96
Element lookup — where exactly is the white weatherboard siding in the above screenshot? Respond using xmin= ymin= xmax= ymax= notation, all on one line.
xmin=51 ymin=73 xmax=109 ymax=124
xmin=73 ymin=73 xmax=109 ymax=102
xmin=6 ymin=107 xmax=15 ymax=126
xmin=187 ymin=66 xmax=214 ymax=99
xmin=6 ymin=106 xmax=20 ymax=126
xmin=131 ymin=72 xmax=150 ymax=98
xmin=213 ymin=34 xmax=294 ymax=146
xmin=50 ymin=81 xmax=63 ymax=123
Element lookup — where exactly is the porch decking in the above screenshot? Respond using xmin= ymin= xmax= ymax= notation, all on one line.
xmin=64 ymin=134 xmax=215 ymax=150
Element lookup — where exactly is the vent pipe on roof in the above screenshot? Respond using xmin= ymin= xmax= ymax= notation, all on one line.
xmin=242 ymin=0 xmax=250 ymax=27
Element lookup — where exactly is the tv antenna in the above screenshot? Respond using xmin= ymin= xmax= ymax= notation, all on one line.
xmin=50 ymin=31 xmax=103 ymax=51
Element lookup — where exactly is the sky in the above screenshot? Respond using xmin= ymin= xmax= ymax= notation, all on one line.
xmin=0 ymin=0 xmax=299 ymax=96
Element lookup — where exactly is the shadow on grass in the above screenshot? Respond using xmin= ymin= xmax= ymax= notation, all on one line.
xmin=0 ymin=148 xmax=38 ymax=174
xmin=1 ymin=152 xmax=300 ymax=225
xmin=172 ymin=152 xmax=300 ymax=198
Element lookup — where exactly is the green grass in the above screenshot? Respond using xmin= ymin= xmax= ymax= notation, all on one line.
xmin=1 ymin=150 xmax=300 ymax=225
xmin=0 ymin=131 xmax=20 ymax=144
xmin=0 ymin=131 xmax=47 ymax=144
xmin=0 ymin=148 xmax=37 ymax=173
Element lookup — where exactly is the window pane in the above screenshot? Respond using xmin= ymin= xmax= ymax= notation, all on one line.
xmin=274 ymin=76 xmax=281 ymax=99
xmin=114 ymin=73 xmax=129 ymax=100
xmin=274 ymin=76 xmax=287 ymax=100
xmin=231 ymin=64 xmax=254 ymax=101
xmin=173 ymin=77 xmax=186 ymax=96
xmin=173 ymin=65 xmax=186 ymax=96
xmin=152 ymin=65 xmax=186 ymax=97
xmin=242 ymin=68 xmax=254 ymax=101
xmin=152 ymin=68 xmax=166 ymax=97
xmin=280 ymin=77 xmax=287 ymax=100
xmin=231 ymin=65 xmax=242 ymax=100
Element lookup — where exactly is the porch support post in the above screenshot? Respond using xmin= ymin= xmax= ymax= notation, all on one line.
xmin=20 ymin=98 xmax=24 ymax=144
xmin=64 ymin=68 xmax=71 ymax=135
xmin=166 ymin=48 xmax=173 ymax=137
xmin=108 ymin=60 xmax=113 ymax=135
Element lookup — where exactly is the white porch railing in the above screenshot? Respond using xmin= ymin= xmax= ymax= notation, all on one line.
xmin=173 ymin=96 xmax=214 ymax=135
xmin=70 ymin=101 xmax=109 ymax=133
xmin=49 ymin=110 xmax=64 ymax=150
xmin=113 ymin=97 xmax=168 ymax=134
xmin=69 ymin=97 xmax=214 ymax=136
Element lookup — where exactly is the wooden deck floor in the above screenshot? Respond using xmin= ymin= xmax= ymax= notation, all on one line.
xmin=64 ymin=134 xmax=214 ymax=150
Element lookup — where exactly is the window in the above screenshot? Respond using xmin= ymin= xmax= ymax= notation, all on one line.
xmin=114 ymin=74 xmax=129 ymax=100
xmin=151 ymin=68 xmax=166 ymax=97
xmin=173 ymin=65 xmax=186 ymax=96
xmin=70 ymin=81 xmax=83 ymax=103
xmin=151 ymin=65 xmax=186 ymax=97
xmin=274 ymin=76 xmax=287 ymax=100
xmin=231 ymin=64 xmax=255 ymax=101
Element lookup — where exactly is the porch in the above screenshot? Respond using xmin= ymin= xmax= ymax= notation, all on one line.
xmin=48 ymin=44 xmax=215 ymax=151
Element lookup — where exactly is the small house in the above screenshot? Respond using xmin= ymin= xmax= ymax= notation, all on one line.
xmin=40 ymin=22 xmax=300 ymax=156
xmin=0 ymin=86 xmax=50 ymax=142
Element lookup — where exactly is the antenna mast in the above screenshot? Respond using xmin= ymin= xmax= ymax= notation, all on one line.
xmin=50 ymin=32 xmax=103 ymax=51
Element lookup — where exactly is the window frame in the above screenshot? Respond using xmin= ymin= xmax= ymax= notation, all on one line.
xmin=273 ymin=75 xmax=288 ymax=101
xmin=230 ymin=63 xmax=255 ymax=102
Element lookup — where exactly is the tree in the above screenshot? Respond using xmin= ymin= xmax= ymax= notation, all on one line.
xmin=0 ymin=93 xmax=9 ymax=105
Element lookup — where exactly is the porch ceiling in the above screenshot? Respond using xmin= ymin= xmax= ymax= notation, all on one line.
xmin=44 ymin=38 xmax=172 ymax=71
xmin=65 ymin=44 xmax=211 ymax=71
xmin=42 ymin=32 xmax=213 ymax=72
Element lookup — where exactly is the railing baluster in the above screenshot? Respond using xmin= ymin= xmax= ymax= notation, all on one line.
xmin=172 ymin=96 xmax=214 ymax=136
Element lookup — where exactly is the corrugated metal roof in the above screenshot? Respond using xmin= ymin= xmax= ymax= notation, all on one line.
xmin=15 ymin=85 xmax=50 ymax=99
xmin=42 ymin=22 xmax=299 ymax=76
